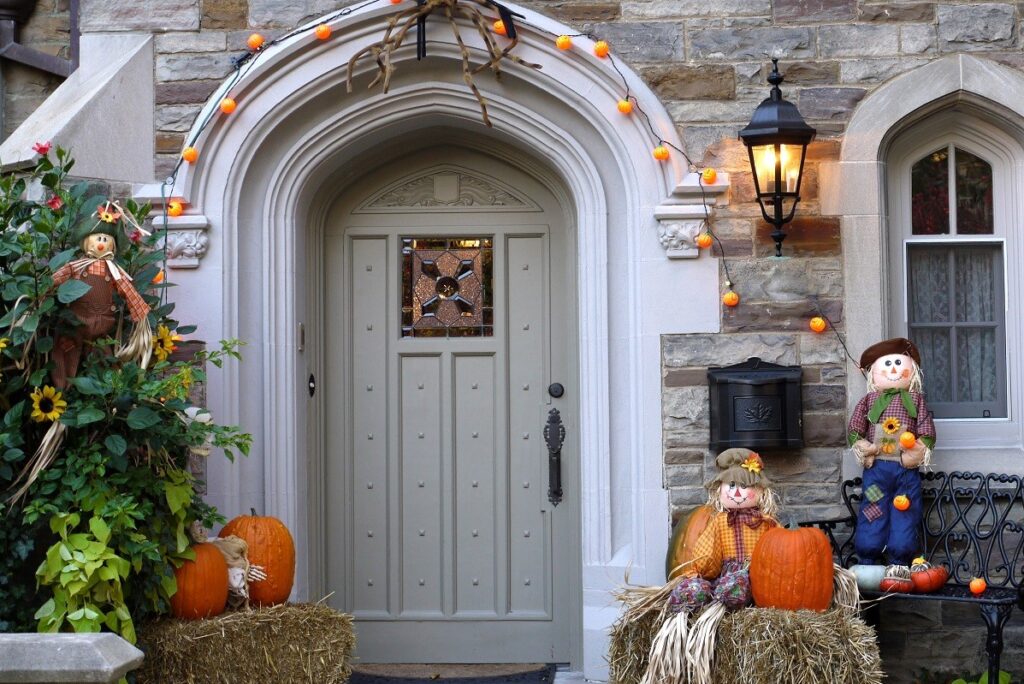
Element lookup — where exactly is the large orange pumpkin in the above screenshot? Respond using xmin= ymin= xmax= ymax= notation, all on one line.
xmin=170 ymin=543 xmax=229 ymax=620
xmin=220 ymin=509 xmax=295 ymax=606
xmin=665 ymin=505 xmax=715 ymax=580
xmin=750 ymin=527 xmax=834 ymax=611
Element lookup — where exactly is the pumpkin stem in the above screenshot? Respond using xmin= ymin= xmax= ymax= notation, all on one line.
xmin=251 ymin=507 xmax=258 ymax=517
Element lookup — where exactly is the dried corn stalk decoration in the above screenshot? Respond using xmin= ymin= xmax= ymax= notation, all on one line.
xmin=347 ymin=0 xmax=541 ymax=126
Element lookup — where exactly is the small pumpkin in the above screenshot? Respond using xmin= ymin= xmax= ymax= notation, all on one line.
xmin=879 ymin=565 xmax=914 ymax=593
xmin=665 ymin=504 xmax=715 ymax=580
xmin=170 ymin=543 xmax=229 ymax=620
xmin=750 ymin=527 xmax=834 ymax=611
xmin=970 ymin=577 xmax=987 ymax=595
xmin=893 ymin=494 xmax=911 ymax=511
xmin=899 ymin=431 xmax=917 ymax=449
xmin=809 ymin=316 xmax=827 ymax=333
xmin=220 ymin=509 xmax=295 ymax=606
xmin=910 ymin=558 xmax=949 ymax=593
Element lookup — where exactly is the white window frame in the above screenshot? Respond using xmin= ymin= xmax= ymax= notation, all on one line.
xmin=887 ymin=110 xmax=1023 ymax=454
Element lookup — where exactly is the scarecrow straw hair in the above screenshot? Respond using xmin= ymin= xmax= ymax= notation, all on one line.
xmin=608 ymin=565 xmax=879 ymax=684
xmin=135 ymin=602 xmax=355 ymax=683
xmin=347 ymin=0 xmax=541 ymax=127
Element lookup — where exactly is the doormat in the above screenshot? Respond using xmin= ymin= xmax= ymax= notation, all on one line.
xmin=349 ymin=663 xmax=556 ymax=684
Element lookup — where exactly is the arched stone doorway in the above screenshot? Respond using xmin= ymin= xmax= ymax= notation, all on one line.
xmin=152 ymin=3 xmax=724 ymax=674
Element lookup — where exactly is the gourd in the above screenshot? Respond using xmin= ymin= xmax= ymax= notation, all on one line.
xmin=220 ymin=509 xmax=295 ymax=606
xmin=664 ymin=505 xmax=715 ymax=580
xmin=910 ymin=558 xmax=949 ymax=593
xmin=170 ymin=543 xmax=229 ymax=619
xmin=750 ymin=527 xmax=834 ymax=611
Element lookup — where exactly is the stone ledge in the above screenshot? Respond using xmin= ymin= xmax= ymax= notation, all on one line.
xmin=0 ymin=633 xmax=144 ymax=683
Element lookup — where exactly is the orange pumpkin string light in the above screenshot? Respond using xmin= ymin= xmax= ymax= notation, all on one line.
xmin=555 ymin=35 xmax=572 ymax=50
xmin=167 ymin=200 xmax=184 ymax=217
xmin=219 ymin=97 xmax=237 ymax=114
xmin=181 ymin=146 xmax=199 ymax=164
xmin=246 ymin=33 xmax=265 ymax=51
xmin=616 ymin=99 xmax=633 ymax=115
xmin=652 ymin=145 xmax=669 ymax=161
xmin=314 ymin=23 xmax=332 ymax=40
xmin=809 ymin=316 xmax=827 ymax=333
xmin=723 ymin=291 xmax=740 ymax=307
xmin=696 ymin=233 xmax=713 ymax=249
xmin=893 ymin=494 xmax=911 ymax=511
xmin=493 ymin=19 xmax=507 ymax=36
xmin=593 ymin=40 xmax=610 ymax=58
xmin=701 ymin=167 xmax=717 ymax=185
xmin=899 ymin=431 xmax=917 ymax=449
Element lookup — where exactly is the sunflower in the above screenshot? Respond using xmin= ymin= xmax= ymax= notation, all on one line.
xmin=153 ymin=324 xmax=181 ymax=362
xmin=882 ymin=417 xmax=901 ymax=435
xmin=96 ymin=202 xmax=121 ymax=224
xmin=0 ymin=337 xmax=8 ymax=352
xmin=30 ymin=386 xmax=67 ymax=423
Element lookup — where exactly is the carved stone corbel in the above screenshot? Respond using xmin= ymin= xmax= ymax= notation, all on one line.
xmin=654 ymin=172 xmax=730 ymax=259
xmin=151 ymin=214 xmax=210 ymax=269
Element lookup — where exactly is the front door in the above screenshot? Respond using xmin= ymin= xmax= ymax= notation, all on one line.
xmin=322 ymin=147 xmax=576 ymax=662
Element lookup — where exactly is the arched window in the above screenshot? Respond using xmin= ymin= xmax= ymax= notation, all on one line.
xmin=887 ymin=110 xmax=1022 ymax=449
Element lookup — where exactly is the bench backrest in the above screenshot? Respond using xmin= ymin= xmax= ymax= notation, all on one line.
xmin=834 ymin=471 xmax=1024 ymax=588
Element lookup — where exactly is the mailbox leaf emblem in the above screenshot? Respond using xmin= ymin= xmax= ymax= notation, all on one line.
xmin=744 ymin=401 xmax=774 ymax=425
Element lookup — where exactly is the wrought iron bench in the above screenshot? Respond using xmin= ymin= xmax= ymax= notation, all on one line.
xmin=800 ymin=471 xmax=1024 ymax=683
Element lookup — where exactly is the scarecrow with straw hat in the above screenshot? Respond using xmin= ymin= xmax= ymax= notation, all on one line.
xmin=6 ymin=198 xmax=153 ymax=506
xmin=848 ymin=337 xmax=936 ymax=580
xmin=49 ymin=198 xmax=153 ymax=388
xmin=640 ymin=448 xmax=779 ymax=684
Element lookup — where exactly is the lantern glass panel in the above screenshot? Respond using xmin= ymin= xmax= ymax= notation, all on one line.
xmin=752 ymin=143 xmax=802 ymax=195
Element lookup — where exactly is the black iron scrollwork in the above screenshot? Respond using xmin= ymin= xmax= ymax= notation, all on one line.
xmin=544 ymin=408 xmax=566 ymax=507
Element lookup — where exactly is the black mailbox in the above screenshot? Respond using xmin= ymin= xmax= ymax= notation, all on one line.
xmin=707 ymin=357 xmax=803 ymax=452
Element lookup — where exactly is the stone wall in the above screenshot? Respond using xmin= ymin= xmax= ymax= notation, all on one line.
xmin=3 ymin=0 xmax=71 ymax=139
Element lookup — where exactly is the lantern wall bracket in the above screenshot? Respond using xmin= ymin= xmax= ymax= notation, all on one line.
xmin=653 ymin=171 xmax=730 ymax=259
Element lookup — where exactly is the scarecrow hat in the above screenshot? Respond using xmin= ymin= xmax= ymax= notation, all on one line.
xmin=859 ymin=337 xmax=921 ymax=371
xmin=71 ymin=196 xmax=126 ymax=253
xmin=707 ymin=448 xmax=772 ymax=490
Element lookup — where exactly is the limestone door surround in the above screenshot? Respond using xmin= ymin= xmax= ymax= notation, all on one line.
xmin=139 ymin=3 xmax=729 ymax=675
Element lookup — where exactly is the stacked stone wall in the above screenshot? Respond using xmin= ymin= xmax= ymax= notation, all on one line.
xmin=2 ymin=0 xmax=71 ymax=139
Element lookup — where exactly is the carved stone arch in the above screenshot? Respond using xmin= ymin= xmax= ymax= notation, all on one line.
xmin=355 ymin=163 xmax=540 ymax=212
xmin=138 ymin=3 xmax=728 ymax=675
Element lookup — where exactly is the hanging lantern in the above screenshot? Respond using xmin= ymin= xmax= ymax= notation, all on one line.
xmin=739 ymin=58 xmax=816 ymax=258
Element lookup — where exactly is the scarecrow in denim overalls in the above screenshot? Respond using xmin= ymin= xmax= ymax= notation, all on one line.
xmin=848 ymin=337 xmax=936 ymax=575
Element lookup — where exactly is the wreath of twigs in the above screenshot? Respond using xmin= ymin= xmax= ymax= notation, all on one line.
xmin=346 ymin=0 xmax=540 ymax=126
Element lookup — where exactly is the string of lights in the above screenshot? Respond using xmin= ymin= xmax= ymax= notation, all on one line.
xmin=156 ymin=0 xmax=736 ymax=304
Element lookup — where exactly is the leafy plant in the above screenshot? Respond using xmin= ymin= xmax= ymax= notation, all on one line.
xmin=0 ymin=149 xmax=250 ymax=641
xmin=951 ymin=671 xmax=1011 ymax=684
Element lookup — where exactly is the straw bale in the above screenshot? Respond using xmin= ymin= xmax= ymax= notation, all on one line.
xmin=136 ymin=602 xmax=355 ymax=684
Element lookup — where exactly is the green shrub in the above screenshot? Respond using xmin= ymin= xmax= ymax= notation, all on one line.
xmin=0 ymin=149 xmax=250 ymax=641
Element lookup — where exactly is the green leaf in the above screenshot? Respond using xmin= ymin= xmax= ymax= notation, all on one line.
xmin=104 ymin=434 xmax=127 ymax=457
xmin=33 ymin=598 xmax=56 ymax=620
xmin=88 ymin=517 xmax=111 ymax=545
xmin=56 ymin=279 xmax=91 ymax=304
xmin=35 ymin=336 xmax=53 ymax=353
xmin=70 ymin=377 xmax=109 ymax=396
xmin=48 ymin=248 xmax=76 ymax=271
xmin=2 ymin=448 xmax=23 ymax=462
xmin=75 ymin=407 xmax=105 ymax=426
xmin=126 ymin=406 xmax=160 ymax=430
xmin=177 ymin=325 xmax=197 ymax=335
xmin=164 ymin=481 xmax=191 ymax=516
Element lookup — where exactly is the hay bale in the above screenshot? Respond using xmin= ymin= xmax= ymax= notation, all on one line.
xmin=136 ymin=602 xmax=355 ymax=684
xmin=715 ymin=608 xmax=883 ymax=684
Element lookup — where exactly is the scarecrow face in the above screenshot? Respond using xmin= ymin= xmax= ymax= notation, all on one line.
xmin=718 ymin=481 xmax=761 ymax=510
xmin=82 ymin=232 xmax=114 ymax=258
xmin=871 ymin=352 xmax=915 ymax=390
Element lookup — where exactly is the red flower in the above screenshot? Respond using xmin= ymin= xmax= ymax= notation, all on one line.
xmin=32 ymin=141 xmax=51 ymax=155
xmin=128 ymin=230 xmax=143 ymax=244
xmin=45 ymin=196 xmax=63 ymax=211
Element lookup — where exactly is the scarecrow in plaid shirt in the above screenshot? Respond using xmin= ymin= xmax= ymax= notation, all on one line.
xmin=848 ymin=337 xmax=936 ymax=572
xmin=50 ymin=200 xmax=153 ymax=388
xmin=668 ymin=448 xmax=779 ymax=612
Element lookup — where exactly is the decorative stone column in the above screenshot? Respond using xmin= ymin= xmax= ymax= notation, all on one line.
xmin=654 ymin=171 xmax=730 ymax=259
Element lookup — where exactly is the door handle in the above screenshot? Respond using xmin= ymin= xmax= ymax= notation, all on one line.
xmin=544 ymin=408 xmax=566 ymax=506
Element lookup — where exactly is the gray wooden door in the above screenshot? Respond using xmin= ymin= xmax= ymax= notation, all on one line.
xmin=323 ymin=148 xmax=576 ymax=663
